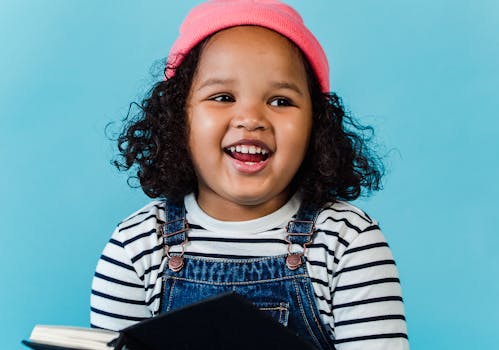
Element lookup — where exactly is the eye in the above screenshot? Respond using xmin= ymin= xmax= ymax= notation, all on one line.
xmin=210 ymin=94 xmax=235 ymax=103
xmin=269 ymin=97 xmax=294 ymax=107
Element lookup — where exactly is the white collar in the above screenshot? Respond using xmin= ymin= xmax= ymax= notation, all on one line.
xmin=184 ymin=193 xmax=301 ymax=234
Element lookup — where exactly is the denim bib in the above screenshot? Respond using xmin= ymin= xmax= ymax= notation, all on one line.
xmin=159 ymin=200 xmax=334 ymax=350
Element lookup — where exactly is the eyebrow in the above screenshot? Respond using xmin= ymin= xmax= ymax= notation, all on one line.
xmin=197 ymin=78 xmax=235 ymax=90
xmin=196 ymin=78 xmax=304 ymax=96
xmin=270 ymin=81 xmax=304 ymax=96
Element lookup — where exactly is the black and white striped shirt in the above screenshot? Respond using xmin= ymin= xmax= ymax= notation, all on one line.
xmin=91 ymin=193 xmax=409 ymax=349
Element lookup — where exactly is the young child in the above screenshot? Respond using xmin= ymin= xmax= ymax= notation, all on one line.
xmin=91 ymin=1 xmax=409 ymax=349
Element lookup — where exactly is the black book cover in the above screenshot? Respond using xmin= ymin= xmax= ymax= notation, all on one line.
xmin=23 ymin=292 xmax=318 ymax=350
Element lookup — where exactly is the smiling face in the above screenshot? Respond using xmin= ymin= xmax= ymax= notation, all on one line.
xmin=186 ymin=26 xmax=313 ymax=221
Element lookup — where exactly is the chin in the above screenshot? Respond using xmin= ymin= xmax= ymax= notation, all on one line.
xmin=228 ymin=191 xmax=288 ymax=208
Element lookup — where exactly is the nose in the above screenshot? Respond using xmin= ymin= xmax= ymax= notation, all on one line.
xmin=230 ymin=102 xmax=270 ymax=131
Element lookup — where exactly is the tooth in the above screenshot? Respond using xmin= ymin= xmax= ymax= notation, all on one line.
xmin=230 ymin=146 xmax=236 ymax=153
xmin=240 ymin=145 xmax=249 ymax=154
xmin=262 ymin=149 xmax=268 ymax=155
xmin=254 ymin=147 xmax=262 ymax=154
xmin=236 ymin=145 xmax=241 ymax=152
xmin=245 ymin=162 xmax=256 ymax=165
xmin=249 ymin=146 xmax=256 ymax=154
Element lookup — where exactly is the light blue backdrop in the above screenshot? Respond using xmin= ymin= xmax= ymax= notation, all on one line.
xmin=1 ymin=1 xmax=498 ymax=349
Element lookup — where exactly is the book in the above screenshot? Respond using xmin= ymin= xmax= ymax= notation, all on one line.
xmin=23 ymin=292 xmax=318 ymax=350
xmin=22 ymin=326 xmax=117 ymax=350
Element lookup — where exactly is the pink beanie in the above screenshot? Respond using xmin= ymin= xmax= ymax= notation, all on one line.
xmin=166 ymin=0 xmax=330 ymax=92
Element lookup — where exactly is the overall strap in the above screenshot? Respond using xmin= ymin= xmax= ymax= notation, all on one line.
xmin=161 ymin=200 xmax=189 ymax=272
xmin=285 ymin=204 xmax=322 ymax=270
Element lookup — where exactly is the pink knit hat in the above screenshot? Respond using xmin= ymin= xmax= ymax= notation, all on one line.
xmin=166 ymin=0 xmax=330 ymax=92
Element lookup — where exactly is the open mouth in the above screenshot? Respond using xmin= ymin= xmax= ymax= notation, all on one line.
xmin=224 ymin=144 xmax=271 ymax=163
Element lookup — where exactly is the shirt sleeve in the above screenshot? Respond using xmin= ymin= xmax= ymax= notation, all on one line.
xmin=90 ymin=228 xmax=152 ymax=331
xmin=332 ymin=228 xmax=409 ymax=350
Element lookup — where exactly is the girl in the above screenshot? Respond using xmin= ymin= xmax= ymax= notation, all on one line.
xmin=91 ymin=1 xmax=409 ymax=349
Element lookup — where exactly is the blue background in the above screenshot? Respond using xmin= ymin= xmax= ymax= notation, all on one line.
xmin=1 ymin=1 xmax=498 ymax=348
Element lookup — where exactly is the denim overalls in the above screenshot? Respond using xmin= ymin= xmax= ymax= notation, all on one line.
xmin=159 ymin=201 xmax=334 ymax=350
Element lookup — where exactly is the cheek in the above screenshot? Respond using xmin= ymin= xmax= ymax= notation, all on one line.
xmin=279 ymin=118 xmax=312 ymax=153
xmin=187 ymin=110 xmax=226 ymax=165
xmin=274 ymin=126 xmax=311 ymax=191
xmin=188 ymin=107 xmax=225 ymax=140
xmin=186 ymin=114 xmax=204 ymax=165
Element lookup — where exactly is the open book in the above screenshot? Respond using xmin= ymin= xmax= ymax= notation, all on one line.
xmin=22 ymin=292 xmax=318 ymax=350
xmin=22 ymin=326 xmax=118 ymax=350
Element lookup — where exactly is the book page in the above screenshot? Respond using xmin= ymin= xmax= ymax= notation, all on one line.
xmin=29 ymin=325 xmax=118 ymax=350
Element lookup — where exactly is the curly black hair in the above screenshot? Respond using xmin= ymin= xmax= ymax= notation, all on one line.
xmin=114 ymin=38 xmax=384 ymax=206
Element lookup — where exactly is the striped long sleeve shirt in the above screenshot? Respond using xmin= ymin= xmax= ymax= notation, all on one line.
xmin=91 ymin=193 xmax=409 ymax=349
